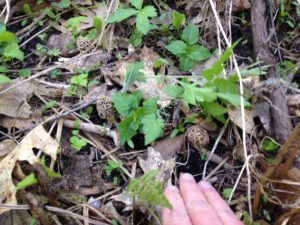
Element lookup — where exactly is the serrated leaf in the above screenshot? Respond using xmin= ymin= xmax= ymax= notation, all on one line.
xmin=165 ymin=40 xmax=186 ymax=56
xmin=4 ymin=43 xmax=24 ymax=61
xmin=130 ymin=0 xmax=143 ymax=10
xmin=164 ymin=85 xmax=184 ymax=98
xmin=107 ymin=8 xmax=139 ymax=23
xmin=179 ymin=55 xmax=193 ymax=71
xmin=141 ymin=114 xmax=164 ymax=145
xmin=136 ymin=6 xmax=157 ymax=35
xmin=122 ymin=62 xmax=145 ymax=91
xmin=142 ymin=97 xmax=158 ymax=114
xmin=112 ymin=92 xmax=141 ymax=117
xmin=182 ymin=24 xmax=199 ymax=45
xmin=201 ymin=101 xmax=227 ymax=117
xmin=118 ymin=116 xmax=139 ymax=145
xmin=0 ymin=74 xmax=12 ymax=84
xmin=140 ymin=5 xmax=157 ymax=17
xmin=194 ymin=87 xmax=217 ymax=102
xmin=188 ymin=45 xmax=211 ymax=61
xmin=172 ymin=11 xmax=185 ymax=29
xmin=217 ymin=93 xmax=250 ymax=107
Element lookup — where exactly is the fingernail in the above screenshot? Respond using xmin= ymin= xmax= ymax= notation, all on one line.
xmin=166 ymin=185 xmax=179 ymax=192
xmin=199 ymin=181 xmax=212 ymax=189
xmin=180 ymin=173 xmax=195 ymax=181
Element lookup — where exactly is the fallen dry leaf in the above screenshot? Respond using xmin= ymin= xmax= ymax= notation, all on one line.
xmin=0 ymin=126 xmax=59 ymax=214
xmin=0 ymin=79 xmax=50 ymax=118
xmin=0 ymin=139 xmax=16 ymax=158
xmin=228 ymin=105 xmax=256 ymax=135
xmin=152 ymin=135 xmax=184 ymax=160
xmin=253 ymin=101 xmax=271 ymax=133
xmin=46 ymin=33 xmax=74 ymax=57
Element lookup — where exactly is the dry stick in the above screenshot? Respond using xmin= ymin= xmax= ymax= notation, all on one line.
xmin=208 ymin=0 xmax=252 ymax=219
xmin=20 ymin=24 xmax=51 ymax=48
xmin=16 ymin=12 xmax=46 ymax=36
xmin=0 ymin=204 xmax=108 ymax=225
xmin=4 ymin=0 xmax=9 ymax=23
xmin=203 ymin=119 xmax=230 ymax=179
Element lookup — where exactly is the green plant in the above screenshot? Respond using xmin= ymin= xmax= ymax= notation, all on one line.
xmin=104 ymin=160 xmax=123 ymax=176
xmin=112 ymin=90 xmax=164 ymax=146
xmin=122 ymin=62 xmax=145 ymax=92
xmin=222 ymin=188 xmax=233 ymax=199
xmin=164 ymin=42 xmax=255 ymax=122
xmin=165 ymin=24 xmax=211 ymax=71
xmin=127 ymin=170 xmax=172 ymax=209
xmin=69 ymin=125 xmax=88 ymax=151
xmin=107 ymin=0 xmax=157 ymax=35
xmin=260 ymin=137 xmax=280 ymax=152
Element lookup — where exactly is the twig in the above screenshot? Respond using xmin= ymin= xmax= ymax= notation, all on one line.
xmin=208 ymin=0 xmax=252 ymax=219
xmin=4 ymin=0 xmax=10 ymax=24
xmin=203 ymin=119 xmax=230 ymax=179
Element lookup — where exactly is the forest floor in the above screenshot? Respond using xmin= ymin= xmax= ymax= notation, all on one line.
xmin=0 ymin=0 xmax=300 ymax=224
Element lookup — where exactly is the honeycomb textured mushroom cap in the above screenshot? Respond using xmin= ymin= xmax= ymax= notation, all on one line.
xmin=76 ymin=37 xmax=93 ymax=53
xmin=187 ymin=125 xmax=209 ymax=149
xmin=96 ymin=95 xmax=115 ymax=120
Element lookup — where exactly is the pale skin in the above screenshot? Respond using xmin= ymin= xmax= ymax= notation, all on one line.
xmin=162 ymin=173 xmax=244 ymax=225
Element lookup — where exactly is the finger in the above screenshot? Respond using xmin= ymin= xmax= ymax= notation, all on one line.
xmin=179 ymin=173 xmax=222 ymax=225
xmin=198 ymin=182 xmax=244 ymax=225
xmin=162 ymin=185 xmax=192 ymax=225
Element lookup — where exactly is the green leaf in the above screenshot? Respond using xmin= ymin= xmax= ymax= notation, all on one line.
xmin=70 ymin=136 xmax=87 ymax=151
xmin=47 ymin=48 xmax=61 ymax=56
xmin=0 ymin=74 xmax=12 ymax=84
xmin=93 ymin=17 xmax=102 ymax=30
xmin=0 ymin=66 xmax=7 ymax=72
xmin=107 ymin=8 xmax=139 ymax=23
xmin=40 ymin=156 xmax=61 ymax=177
xmin=164 ymin=85 xmax=184 ymax=98
xmin=216 ymin=93 xmax=250 ymax=107
xmin=136 ymin=6 xmax=157 ymax=35
xmin=165 ymin=40 xmax=186 ymax=56
xmin=118 ymin=116 xmax=139 ymax=145
xmin=194 ymin=87 xmax=217 ymax=102
xmin=16 ymin=173 xmax=37 ymax=190
xmin=23 ymin=4 xmax=32 ymax=16
xmin=182 ymin=24 xmax=199 ymax=45
xmin=130 ymin=28 xmax=143 ymax=48
xmin=188 ymin=45 xmax=211 ymax=61
xmin=4 ymin=43 xmax=24 ymax=61
xmin=142 ymin=97 xmax=158 ymax=114
xmin=222 ymin=188 xmax=233 ymax=199
xmin=45 ymin=100 xmax=56 ymax=109
xmin=140 ymin=5 xmax=157 ymax=17
xmin=172 ymin=11 xmax=185 ymax=29
xmin=0 ymin=23 xmax=6 ymax=32
xmin=122 ymin=62 xmax=145 ymax=91
xmin=112 ymin=92 xmax=141 ymax=117
xmin=0 ymin=31 xmax=15 ymax=43
xmin=44 ymin=8 xmax=56 ymax=19
xmin=18 ymin=69 xmax=31 ymax=77
xmin=52 ymin=0 xmax=71 ymax=9
xmin=141 ymin=114 xmax=164 ymax=145
xmin=261 ymin=137 xmax=280 ymax=151
xmin=201 ymin=101 xmax=227 ymax=117
xmin=153 ymin=57 xmax=169 ymax=68
xmin=179 ymin=55 xmax=193 ymax=71
xmin=130 ymin=0 xmax=143 ymax=10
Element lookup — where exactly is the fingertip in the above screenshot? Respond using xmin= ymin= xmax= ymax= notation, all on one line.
xmin=180 ymin=173 xmax=195 ymax=181
xmin=198 ymin=181 xmax=213 ymax=189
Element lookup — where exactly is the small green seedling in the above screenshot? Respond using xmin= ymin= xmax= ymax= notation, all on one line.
xmin=260 ymin=137 xmax=280 ymax=152
xmin=107 ymin=0 xmax=157 ymax=35
xmin=165 ymin=24 xmax=211 ymax=71
xmin=222 ymin=188 xmax=233 ymax=199
xmin=112 ymin=90 xmax=164 ymax=146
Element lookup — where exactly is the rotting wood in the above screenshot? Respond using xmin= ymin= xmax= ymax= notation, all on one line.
xmin=250 ymin=0 xmax=292 ymax=144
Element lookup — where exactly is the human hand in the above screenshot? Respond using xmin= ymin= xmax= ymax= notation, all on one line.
xmin=162 ymin=173 xmax=244 ymax=225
